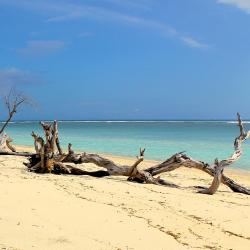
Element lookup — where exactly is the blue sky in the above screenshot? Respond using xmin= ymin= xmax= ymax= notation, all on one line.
xmin=1 ymin=0 xmax=250 ymax=120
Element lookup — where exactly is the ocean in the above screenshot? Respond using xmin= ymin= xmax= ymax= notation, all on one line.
xmin=3 ymin=120 xmax=250 ymax=170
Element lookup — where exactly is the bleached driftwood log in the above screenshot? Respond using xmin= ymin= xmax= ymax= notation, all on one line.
xmin=143 ymin=113 xmax=250 ymax=195
xmin=63 ymin=148 xmax=178 ymax=187
xmin=0 ymin=133 xmax=16 ymax=152
xmin=26 ymin=121 xmax=110 ymax=177
xmin=61 ymin=147 xmax=250 ymax=195
xmin=28 ymin=121 xmax=64 ymax=173
xmin=27 ymin=125 xmax=178 ymax=186
xmin=61 ymin=113 xmax=250 ymax=195
xmin=6 ymin=113 xmax=250 ymax=195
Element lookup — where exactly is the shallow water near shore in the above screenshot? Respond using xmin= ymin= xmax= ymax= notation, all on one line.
xmin=3 ymin=120 xmax=250 ymax=170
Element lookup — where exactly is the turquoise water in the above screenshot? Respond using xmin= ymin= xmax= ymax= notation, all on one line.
xmin=3 ymin=121 xmax=250 ymax=170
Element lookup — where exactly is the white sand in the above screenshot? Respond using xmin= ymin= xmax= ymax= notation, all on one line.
xmin=0 ymin=148 xmax=250 ymax=250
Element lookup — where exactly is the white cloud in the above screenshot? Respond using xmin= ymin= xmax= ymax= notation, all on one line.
xmin=217 ymin=0 xmax=250 ymax=14
xmin=101 ymin=0 xmax=152 ymax=9
xmin=181 ymin=36 xmax=208 ymax=49
xmin=18 ymin=40 xmax=65 ymax=56
xmin=0 ymin=67 xmax=41 ymax=91
xmin=46 ymin=4 xmax=208 ymax=49
xmin=0 ymin=0 xmax=208 ymax=49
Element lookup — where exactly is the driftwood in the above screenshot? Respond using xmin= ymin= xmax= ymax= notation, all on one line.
xmin=0 ymin=151 xmax=35 ymax=157
xmin=63 ymin=149 xmax=178 ymax=187
xmin=27 ymin=123 xmax=178 ymax=187
xmin=2 ymin=90 xmax=246 ymax=195
xmin=3 ymin=113 xmax=250 ymax=195
xmin=0 ymin=133 xmax=16 ymax=152
xmin=143 ymin=113 xmax=250 ymax=195
xmin=22 ymin=114 xmax=250 ymax=195
xmin=61 ymin=149 xmax=250 ymax=195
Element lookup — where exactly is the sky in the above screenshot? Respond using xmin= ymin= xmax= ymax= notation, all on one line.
xmin=1 ymin=0 xmax=250 ymax=120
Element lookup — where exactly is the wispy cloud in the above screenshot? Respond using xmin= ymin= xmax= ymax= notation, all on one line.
xmin=18 ymin=40 xmax=65 ymax=56
xmin=46 ymin=2 xmax=209 ymax=49
xmin=0 ymin=67 xmax=42 ymax=91
xmin=110 ymin=16 xmax=208 ymax=48
xmin=100 ymin=0 xmax=152 ymax=10
xmin=181 ymin=36 xmax=208 ymax=49
xmin=0 ymin=0 xmax=208 ymax=49
xmin=217 ymin=0 xmax=250 ymax=14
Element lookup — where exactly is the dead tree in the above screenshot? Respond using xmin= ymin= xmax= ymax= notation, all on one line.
xmin=64 ymin=113 xmax=250 ymax=195
xmin=24 ymin=113 xmax=250 ymax=195
xmin=26 ymin=121 xmax=177 ymax=186
xmin=0 ymin=89 xmax=30 ymax=152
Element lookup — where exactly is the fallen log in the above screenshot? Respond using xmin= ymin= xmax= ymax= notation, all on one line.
xmin=9 ymin=113 xmax=250 ymax=195
xmin=144 ymin=152 xmax=250 ymax=195
xmin=0 ymin=151 xmax=35 ymax=157
xmin=144 ymin=113 xmax=250 ymax=195
xmin=61 ymin=113 xmax=250 ymax=194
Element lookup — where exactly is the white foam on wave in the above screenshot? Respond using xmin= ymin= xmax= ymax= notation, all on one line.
xmin=0 ymin=121 xmax=52 ymax=124
xmin=2 ymin=120 xmax=250 ymax=124
xmin=227 ymin=121 xmax=250 ymax=124
xmin=55 ymin=120 xmax=249 ymax=123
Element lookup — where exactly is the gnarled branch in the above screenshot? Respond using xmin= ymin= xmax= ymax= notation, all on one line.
xmin=0 ymin=89 xmax=30 ymax=135
xmin=20 ymin=113 xmax=250 ymax=195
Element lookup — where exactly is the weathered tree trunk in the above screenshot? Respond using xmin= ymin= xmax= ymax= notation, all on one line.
xmin=144 ymin=152 xmax=250 ymax=195
xmin=26 ymin=121 xmax=110 ymax=177
xmin=61 ymin=113 xmax=250 ymax=194
xmin=6 ymin=113 xmax=249 ymax=195
xmin=143 ymin=113 xmax=250 ymax=194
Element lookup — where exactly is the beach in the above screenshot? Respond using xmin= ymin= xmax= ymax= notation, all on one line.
xmin=2 ymin=0 xmax=250 ymax=249
xmin=0 ymin=146 xmax=250 ymax=250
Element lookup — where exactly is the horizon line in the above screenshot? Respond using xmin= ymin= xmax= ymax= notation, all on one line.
xmin=1 ymin=119 xmax=249 ymax=122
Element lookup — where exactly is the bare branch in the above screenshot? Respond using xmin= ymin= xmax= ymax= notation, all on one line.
xmin=144 ymin=113 xmax=250 ymax=195
xmin=128 ymin=148 xmax=145 ymax=178
xmin=0 ymin=89 xmax=31 ymax=135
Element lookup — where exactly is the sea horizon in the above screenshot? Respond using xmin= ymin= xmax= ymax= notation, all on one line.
xmin=2 ymin=119 xmax=250 ymax=123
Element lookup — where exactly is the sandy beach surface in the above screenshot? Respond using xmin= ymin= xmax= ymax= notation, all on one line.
xmin=0 ymin=146 xmax=250 ymax=250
